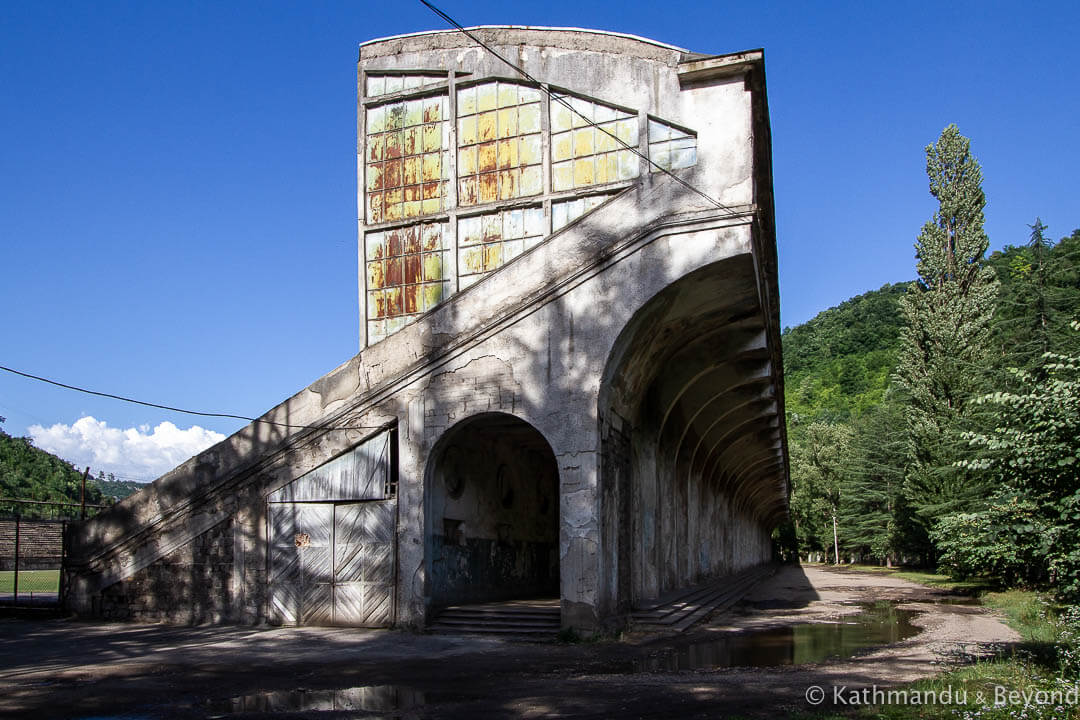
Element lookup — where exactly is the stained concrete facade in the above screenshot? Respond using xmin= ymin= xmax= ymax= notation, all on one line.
xmin=64 ymin=27 xmax=788 ymax=632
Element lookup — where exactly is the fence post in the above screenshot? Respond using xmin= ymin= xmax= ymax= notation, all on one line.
xmin=12 ymin=514 xmax=19 ymax=606
xmin=59 ymin=519 xmax=67 ymax=612
xmin=80 ymin=466 xmax=90 ymax=520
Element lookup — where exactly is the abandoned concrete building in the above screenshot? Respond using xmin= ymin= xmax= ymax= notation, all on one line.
xmin=64 ymin=27 xmax=789 ymax=633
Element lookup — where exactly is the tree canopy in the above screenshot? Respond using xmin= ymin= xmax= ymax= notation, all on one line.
xmin=781 ymin=125 xmax=1079 ymax=592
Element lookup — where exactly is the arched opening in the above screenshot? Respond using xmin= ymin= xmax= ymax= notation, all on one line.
xmin=426 ymin=413 xmax=560 ymax=610
xmin=598 ymin=257 xmax=788 ymax=614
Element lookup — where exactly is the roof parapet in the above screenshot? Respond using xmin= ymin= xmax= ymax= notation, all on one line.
xmin=678 ymin=49 xmax=764 ymax=86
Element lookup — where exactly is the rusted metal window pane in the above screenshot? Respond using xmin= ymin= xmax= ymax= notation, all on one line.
xmin=550 ymin=93 xmax=639 ymax=191
xmin=458 ymin=207 xmax=545 ymax=288
xmin=648 ymin=118 xmax=697 ymax=172
xmin=456 ymin=82 xmax=542 ymax=207
xmin=365 ymin=222 xmax=451 ymax=344
xmin=366 ymin=94 xmax=449 ymax=223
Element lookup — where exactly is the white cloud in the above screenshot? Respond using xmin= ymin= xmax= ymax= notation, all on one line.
xmin=28 ymin=416 xmax=225 ymax=482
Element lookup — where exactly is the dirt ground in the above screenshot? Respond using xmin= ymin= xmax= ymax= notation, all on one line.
xmin=0 ymin=566 xmax=1019 ymax=719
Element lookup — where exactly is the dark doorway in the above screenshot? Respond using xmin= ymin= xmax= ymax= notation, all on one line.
xmin=427 ymin=413 xmax=559 ymax=609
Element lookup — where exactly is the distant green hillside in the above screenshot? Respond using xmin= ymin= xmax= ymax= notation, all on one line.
xmin=94 ymin=477 xmax=147 ymax=501
xmin=0 ymin=428 xmax=107 ymax=515
xmin=782 ymin=283 xmax=908 ymax=432
xmin=781 ymin=228 xmax=1080 ymax=432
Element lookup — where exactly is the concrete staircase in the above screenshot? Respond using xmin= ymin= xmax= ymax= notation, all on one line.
xmin=631 ymin=564 xmax=775 ymax=633
xmin=428 ymin=598 xmax=561 ymax=637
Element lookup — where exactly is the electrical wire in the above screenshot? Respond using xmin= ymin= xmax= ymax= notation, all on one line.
xmin=417 ymin=0 xmax=746 ymax=218
xmin=5 ymin=18 xmax=751 ymax=441
xmin=0 ymin=364 xmax=383 ymax=433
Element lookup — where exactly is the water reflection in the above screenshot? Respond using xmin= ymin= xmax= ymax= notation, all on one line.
xmin=636 ymin=601 xmax=921 ymax=671
xmin=213 ymin=684 xmax=424 ymax=716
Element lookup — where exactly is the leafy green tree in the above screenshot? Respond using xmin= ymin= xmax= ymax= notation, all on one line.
xmin=893 ymin=125 xmax=999 ymax=544
xmin=789 ymin=421 xmax=852 ymax=563
xmin=940 ymin=331 xmax=1080 ymax=599
xmin=932 ymin=492 xmax=1051 ymax=588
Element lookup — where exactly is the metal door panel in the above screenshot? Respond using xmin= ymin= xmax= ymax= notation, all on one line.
xmin=333 ymin=583 xmax=366 ymax=624
xmin=360 ymin=584 xmax=393 ymax=626
xmin=332 ymin=501 xmax=396 ymax=626
xmin=268 ymin=503 xmax=334 ymax=625
xmin=361 ymin=543 xmax=394 ymax=585
xmin=301 ymin=581 xmax=334 ymax=626
xmin=269 ymin=499 xmax=396 ymax=627
xmin=268 ymin=548 xmax=301 ymax=624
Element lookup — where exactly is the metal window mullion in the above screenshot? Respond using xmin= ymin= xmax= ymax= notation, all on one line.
xmin=448 ymin=71 xmax=461 ymax=296
xmin=540 ymin=85 xmax=552 ymax=234
xmin=359 ymin=225 xmax=369 ymax=348
xmin=637 ymin=109 xmax=649 ymax=177
xmin=359 ymin=84 xmax=370 ymax=349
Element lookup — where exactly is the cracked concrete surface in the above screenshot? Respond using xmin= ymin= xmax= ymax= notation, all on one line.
xmin=0 ymin=567 xmax=1021 ymax=719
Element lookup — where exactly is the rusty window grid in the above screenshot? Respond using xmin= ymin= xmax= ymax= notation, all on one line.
xmin=358 ymin=72 xmax=695 ymax=348
xmin=549 ymin=91 xmax=640 ymax=192
xmin=364 ymin=91 xmax=451 ymax=225
xmin=364 ymin=221 xmax=451 ymax=345
xmin=455 ymin=80 xmax=544 ymax=208
xmin=647 ymin=117 xmax=698 ymax=172
xmin=364 ymin=72 xmax=449 ymax=99
xmin=456 ymin=205 xmax=545 ymax=289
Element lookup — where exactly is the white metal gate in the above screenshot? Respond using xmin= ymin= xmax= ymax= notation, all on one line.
xmin=267 ymin=428 xmax=397 ymax=627
xmin=268 ymin=500 xmax=396 ymax=626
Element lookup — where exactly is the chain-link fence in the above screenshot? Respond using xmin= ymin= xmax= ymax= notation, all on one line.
xmin=0 ymin=514 xmax=68 ymax=607
xmin=0 ymin=497 xmax=113 ymax=607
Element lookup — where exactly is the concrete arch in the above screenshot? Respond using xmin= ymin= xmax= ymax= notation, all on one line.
xmin=423 ymin=412 xmax=561 ymax=612
xmin=598 ymin=257 xmax=787 ymax=609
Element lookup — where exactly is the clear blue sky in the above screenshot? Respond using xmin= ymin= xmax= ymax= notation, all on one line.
xmin=2 ymin=1 xmax=1077 ymax=477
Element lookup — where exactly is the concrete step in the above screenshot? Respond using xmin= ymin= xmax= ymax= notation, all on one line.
xmin=432 ymin=617 xmax=561 ymax=626
xmin=435 ymin=611 xmax=559 ymax=622
xmin=632 ymin=566 xmax=772 ymax=629
xmin=428 ymin=623 xmax=558 ymax=635
xmin=429 ymin=598 xmax=561 ymax=637
xmin=631 ymin=564 xmax=775 ymax=633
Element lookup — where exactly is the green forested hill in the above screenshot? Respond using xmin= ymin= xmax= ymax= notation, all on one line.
xmin=782 ymin=283 xmax=908 ymax=432
xmin=0 ymin=428 xmax=106 ymax=513
xmin=783 ymin=225 xmax=1080 ymax=570
xmin=94 ymin=477 xmax=146 ymax=501
xmin=781 ymin=227 xmax=1080 ymax=436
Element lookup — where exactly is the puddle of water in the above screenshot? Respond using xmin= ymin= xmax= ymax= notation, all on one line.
xmin=208 ymin=684 xmax=424 ymax=716
xmin=636 ymin=601 xmax=921 ymax=671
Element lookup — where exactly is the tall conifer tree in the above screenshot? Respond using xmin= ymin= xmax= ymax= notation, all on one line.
xmin=893 ymin=125 xmax=998 ymax=545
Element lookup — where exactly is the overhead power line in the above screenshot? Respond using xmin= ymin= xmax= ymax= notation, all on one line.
xmin=6 ymin=20 xmax=748 ymax=440
xmin=417 ymin=0 xmax=745 ymax=218
xmin=0 ymin=364 xmax=382 ymax=433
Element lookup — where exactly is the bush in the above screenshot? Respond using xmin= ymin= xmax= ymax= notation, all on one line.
xmin=933 ymin=496 xmax=1052 ymax=587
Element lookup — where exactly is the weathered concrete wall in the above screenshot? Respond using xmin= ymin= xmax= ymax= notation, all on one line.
xmin=67 ymin=187 xmax=771 ymax=628
xmin=97 ymin=516 xmax=235 ymax=623
xmin=64 ymin=27 xmax=787 ymax=633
